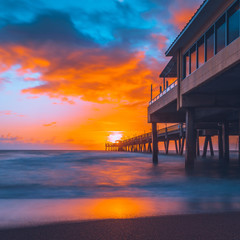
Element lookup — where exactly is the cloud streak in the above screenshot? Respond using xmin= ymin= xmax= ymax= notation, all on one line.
xmin=43 ymin=122 xmax=57 ymax=127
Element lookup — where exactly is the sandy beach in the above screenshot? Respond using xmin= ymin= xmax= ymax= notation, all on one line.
xmin=1 ymin=212 xmax=240 ymax=240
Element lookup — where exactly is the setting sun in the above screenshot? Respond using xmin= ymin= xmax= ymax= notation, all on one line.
xmin=108 ymin=132 xmax=123 ymax=143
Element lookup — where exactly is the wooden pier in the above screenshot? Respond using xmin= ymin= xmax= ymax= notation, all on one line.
xmin=105 ymin=123 xmax=240 ymax=164
xmin=106 ymin=124 xmax=185 ymax=156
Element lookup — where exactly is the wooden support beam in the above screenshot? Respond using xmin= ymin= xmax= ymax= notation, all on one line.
xmin=164 ymin=126 xmax=169 ymax=155
xmin=148 ymin=142 xmax=152 ymax=153
xmin=196 ymin=131 xmax=200 ymax=157
xmin=180 ymin=137 xmax=185 ymax=155
xmin=152 ymin=123 xmax=158 ymax=164
xmin=222 ymin=121 xmax=230 ymax=162
xmin=209 ymin=137 xmax=214 ymax=157
xmin=175 ymin=139 xmax=179 ymax=154
xmin=202 ymin=136 xmax=209 ymax=158
xmin=185 ymin=109 xmax=196 ymax=169
xmin=164 ymin=140 xmax=169 ymax=155
xmin=178 ymin=138 xmax=182 ymax=154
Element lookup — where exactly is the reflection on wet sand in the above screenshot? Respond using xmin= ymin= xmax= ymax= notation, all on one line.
xmin=0 ymin=197 xmax=185 ymax=227
xmin=1 ymin=196 xmax=240 ymax=228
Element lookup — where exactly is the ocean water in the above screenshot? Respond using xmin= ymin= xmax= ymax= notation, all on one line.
xmin=0 ymin=150 xmax=240 ymax=227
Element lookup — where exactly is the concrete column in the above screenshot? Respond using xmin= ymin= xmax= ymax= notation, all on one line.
xmin=222 ymin=121 xmax=229 ymax=162
xmin=152 ymin=123 xmax=158 ymax=164
xmin=185 ymin=109 xmax=196 ymax=169
xmin=218 ymin=126 xmax=223 ymax=160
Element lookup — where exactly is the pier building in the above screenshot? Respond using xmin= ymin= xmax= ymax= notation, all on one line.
xmin=149 ymin=0 xmax=240 ymax=168
xmin=106 ymin=0 xmax=240 ymax=169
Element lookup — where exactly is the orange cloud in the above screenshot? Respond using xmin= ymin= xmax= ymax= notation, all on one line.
xmin=151 ymin=34 xmax=168 ymax=51
xmin=43 ymin=122 xmax=57 ymax=127
xmin=0 ymin=44 xmax=162 ymax=107
xmin=0 ymin=134 xmax=23 ymax=143
xmin=0 ymin=110 xmax=24 ymax=117
xmin=0 ymin=41 xmax=167 ymax=149
xmin=168 ymin=1 xmax=201 ymax=30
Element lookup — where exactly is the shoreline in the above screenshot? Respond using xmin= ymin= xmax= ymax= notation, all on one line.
xmin=1 ymin=212 xmax=240 ymax=240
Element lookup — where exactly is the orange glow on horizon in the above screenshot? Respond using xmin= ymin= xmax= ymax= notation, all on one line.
xmin=0 ymin=43 xmax=155 ymax=149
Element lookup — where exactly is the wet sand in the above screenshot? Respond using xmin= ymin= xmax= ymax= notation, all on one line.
xmin=1 ymin=212 xmax=240 ymax=240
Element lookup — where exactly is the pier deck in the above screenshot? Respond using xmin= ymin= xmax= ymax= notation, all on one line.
xmin=106 ymin=123 xmax=239 ymax=162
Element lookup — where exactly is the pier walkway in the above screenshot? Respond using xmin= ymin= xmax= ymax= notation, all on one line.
xmin=106 ymin=122 xmax=239 ymax=161
xmin=106 ymin=124 xmax=185 ymax=155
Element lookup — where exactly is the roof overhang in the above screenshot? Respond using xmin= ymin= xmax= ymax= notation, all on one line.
xmin=166 ymin=0 xmax=227 ymax=56
xmin=159 ymin=56 xmax=177 ymax=78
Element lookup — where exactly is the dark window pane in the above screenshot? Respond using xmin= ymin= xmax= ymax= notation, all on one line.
xmin=183 ymin=52 xmax=189 ymax=78
xmin=206 ymin=27 xmax=214 ymax=61
xmin=228 ymin=1 xmax=240 ymax=44
xmin=190 ymin=45 xmax=197 ymax=73
xmin=197 ymin=36 xmax=205 ymax=67
xmin=216 ymin=15 xmax=226 ymax=53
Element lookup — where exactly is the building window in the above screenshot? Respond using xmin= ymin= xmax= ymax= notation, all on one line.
xmin=216 ymin=15 xmax=226 ymax=53
xmin=197 ymin=36 xmax=205 ymax=68
xmin=182 ymin=0 xmax=240 ymax=80
xmin=206 ymin=26 xmax=214 ymax=61
xmin=190 ymin=45 xmax=197 ymax=73
xmin=183 ymin=52 xmax=189 ymax=78
xmin=228 ymin=1 xmax=240 ymax=44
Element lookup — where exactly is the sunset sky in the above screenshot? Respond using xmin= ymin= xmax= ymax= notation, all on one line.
xmin=0 ymin=0 xmax=203 ymax=150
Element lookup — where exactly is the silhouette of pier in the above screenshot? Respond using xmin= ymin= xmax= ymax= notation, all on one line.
xmin=105 ymin=123 xmax=239 ymax=159
xmin=106 ymin=124 xmax=185 ymax=155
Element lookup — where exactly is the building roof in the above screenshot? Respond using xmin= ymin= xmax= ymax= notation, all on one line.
xmin=165 ymin=0 xmax=227 ymax=56
xmin=159 ymin=56 xmax=177 ymax=78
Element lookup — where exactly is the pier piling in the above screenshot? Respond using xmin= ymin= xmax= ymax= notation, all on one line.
xmin=222 ymin=121 xmax=230 ymax=162
xmin=152 ymin=123 xmax=158 ymax=164
xmin=185 ymin=109 xmax=196 ymax=169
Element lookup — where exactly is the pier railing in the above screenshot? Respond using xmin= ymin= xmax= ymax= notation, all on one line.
xmin=149 ymin=80 xmax=178 ymax=105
